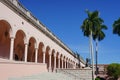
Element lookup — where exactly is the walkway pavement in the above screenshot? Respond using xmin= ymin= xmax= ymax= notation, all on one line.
xmin=8 ymin=72 xmax=75 ymax=80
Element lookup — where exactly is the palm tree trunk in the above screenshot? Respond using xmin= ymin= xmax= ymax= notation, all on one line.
xmin=89 ymin=34 xmax=91 ymax=66
xmin=95 ymin=39 xmax=98 ymax=75
xmin=90 ymin=31 xmax=95 ymax=80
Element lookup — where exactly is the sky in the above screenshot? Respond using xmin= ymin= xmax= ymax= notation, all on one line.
xmin=19 ymin=0 xmax=120 ymax=64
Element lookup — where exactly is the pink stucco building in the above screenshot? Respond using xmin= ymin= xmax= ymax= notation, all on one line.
xmin=0 ymin=0 xmax=85 ymax=80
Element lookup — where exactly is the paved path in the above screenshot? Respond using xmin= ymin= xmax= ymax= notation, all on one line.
xmin=8 ymin=72 xmax=75 ymax=80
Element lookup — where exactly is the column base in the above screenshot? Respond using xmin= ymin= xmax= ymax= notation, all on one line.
xmin=48 ymin=68 xmax=52 ymax=72
xmin=53 ymin=69 xmax=56 ymax=72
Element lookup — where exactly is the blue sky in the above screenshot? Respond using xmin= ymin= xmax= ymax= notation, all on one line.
xmin=19 ymin=0 xmax=120 ymax=64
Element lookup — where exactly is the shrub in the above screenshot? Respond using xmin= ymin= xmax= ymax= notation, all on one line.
xmin=107 ymin=63 xmax=120 ymax=80
xmin=95 ymin=77 xmax=101 ymax=80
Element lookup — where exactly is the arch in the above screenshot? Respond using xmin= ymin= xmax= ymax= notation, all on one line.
xmin=27 ymin=37 xmax=36 ymax=62
xmin=66 ymin=57 xmax=68 ymax=68
xmin=14 ymin=29 xmax=27 ymax=43
xmin=63 ymin=56 xmax=65 ymax=68
xmin=51 ymin=49 xmax=55 ymax=72
xmin=14 ymin=30 xmax=26 ymax=61
xmin=56 ymin=52 xmax=59 ymax=68
xmin=38 ymin=42 xmax=44 ymax=63
xmin=45 ymin=46 xmax=50 ymax=69
xmin=0 ymin=20 xmax=12 ymax=59
xmin=60 ymin=54 xmax=63 ymax=68
xmin=68 ymin=58 xmax=71 ymax=68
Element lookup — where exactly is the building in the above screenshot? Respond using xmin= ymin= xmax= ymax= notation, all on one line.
xmin=0 ymin=0 xmax=85 ymax=79
xmin=97 ymin=64 xmax=109 ymax=78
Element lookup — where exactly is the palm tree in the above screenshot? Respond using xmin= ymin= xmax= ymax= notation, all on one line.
xmin=113 ymin=18 xmax=120 ymax=36
xmin=81 ymin=10 xmax=100 ymax=80
xmin=93 ymin=24 xmax=107 ymax=75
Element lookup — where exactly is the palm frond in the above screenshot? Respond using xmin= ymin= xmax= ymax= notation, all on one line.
xmin=113 ymin=18 xmax=120 ymax=36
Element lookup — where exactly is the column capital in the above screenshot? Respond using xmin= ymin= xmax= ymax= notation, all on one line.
xmin=49 ymin=52 xmax=52 ymax=56
xmin=24 ymin=43 xmax=28 ymax=45
xmin=43 ymin=46 xmax=46 ymax=52
xmin=48 ymin=49 xmax=52 ymax=55
xmin=35 ymin=47 xmax=38 ymax=50
xmin=64 ymin=57 xmax=67 ymax=61
xmin=58 ymin=54 xmax=61 ymax=59
xmin=10 ymin=37 xmax=15 ymax=39
xmin=61 ymin=56 xmax=64 ymax=60
xmin=54 ymin=53 xmax=57 ymax=57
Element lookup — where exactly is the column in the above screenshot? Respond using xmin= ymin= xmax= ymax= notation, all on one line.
xmin=49 ymin=53 xmax=52 ymax=72
xmin=62 ymin=57 xmax=63 ymax=69
xmin=43 ymin=47 xmax=46 ymax=63
xmin=75 ymin=62 xmax=76 ymax=69
xmin=9 ymin=37 xmax=15 ymax=60
xmin=43 ymin=52 xmax=46 ymax=63
xmin=24 ymin=43 xmax=28 ymax=62
xmin=72 ymin=61 xmax=74 ymax=68
xmin=69 ymin=60 xmax=71 ymax=68
xmin=67 ymin=59 xmax=68 ymax=68
xmin=54 ymin=53 xmax=56 ymax=72
xmin=71 ymin=61 xmax=73 ymax=68
xmin=65 ymin=58 xmax=66 ymax=69
xmin=35 ymin=48 xmax=38 ymax=63
xmin=58 ymin=54 xmax=60 ymax=68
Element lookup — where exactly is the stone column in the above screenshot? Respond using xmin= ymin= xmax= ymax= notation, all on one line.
xmin=24 ymin=43 xmax=28 ymax=62
xmin=65 ymin=58 xmax=66 ymax=69
xmin=9 ymin=37 xmax=15 ymax=60
xmin=67 ymin=59 xmax=68 ymax=68
xmin=35 ymin=48 xmax=38 ymax=63
xmin=72 ymin=61 xmax=74 ymax=68
xmin=43 ymin=47 xmax=46 ymax=63
xmin=43 ymin=52 xmax=46 ymax=63
xmin=49 ymin=53 xmax=52 ymax=72
xmin=54 ymin=53 xmax=56 ymax=72
xmin=62 ymin=57 xmax=63 ymax=69
xmin=58 ymin=54 xmax=60 ymax=68
xmin=71 ymin=61 xmax=73 ymax=68
xmin=69 ymin=60 xmax=71 ymax=68
xmin=74 ymin=62 xmax=76 ymax=69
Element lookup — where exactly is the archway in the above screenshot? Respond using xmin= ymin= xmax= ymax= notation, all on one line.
xmin=60 ymin=54 xmax=63 ymax=68
xmin=45 ymin=46 xmax=51 ymax=70
xmin=27 ymin=37 xmax=36 ymax=62
xmin=38 ymin=42 xmax=44 ymax=63
xmin=14 ymin=30 xmax=25 ymax=61
xmin=66 ymin=57 xmax=68 ymax=68
xmin=63 ymin=56 xmax=65 ymax=68
xmin=0 ymin=20 xmax=11 ymax=59
xmin=51 ymin=49 xmax=55 ymax=72
xmin=56 ymin=52 xmax=59 ymax=68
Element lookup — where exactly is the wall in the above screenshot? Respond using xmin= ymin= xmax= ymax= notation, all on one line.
xmin=0 ymin=58 xmax=47 ymax=80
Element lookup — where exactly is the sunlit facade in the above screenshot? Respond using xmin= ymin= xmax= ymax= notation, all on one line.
xmin=0 ymin=0 xmax=85 ymax=79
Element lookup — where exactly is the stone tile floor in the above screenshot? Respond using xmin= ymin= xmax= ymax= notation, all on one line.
xmin=8 ymin=72 xmax=75 ymax=80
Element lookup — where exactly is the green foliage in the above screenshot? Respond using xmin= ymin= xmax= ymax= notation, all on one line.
xmin=107 ymin=63 xmax=120 ymax=80
xmin=113 ymin=18 xmax=120 ymax=36
xmin=95 ymin=77 xmax=101 ymax=80
xmin=80 ymin=10 xmax=101 ymax=37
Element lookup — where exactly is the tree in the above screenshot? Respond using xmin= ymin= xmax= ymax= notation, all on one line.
xmin=93 ymin=23 xmax=108 ymax=75
xmin=81 ymin=10 xmax=101 ymax=80
xmin=107 ymin=63 xmax=120 ymax=80
xmin=113 ymin=18 xmax=120 ymax=36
